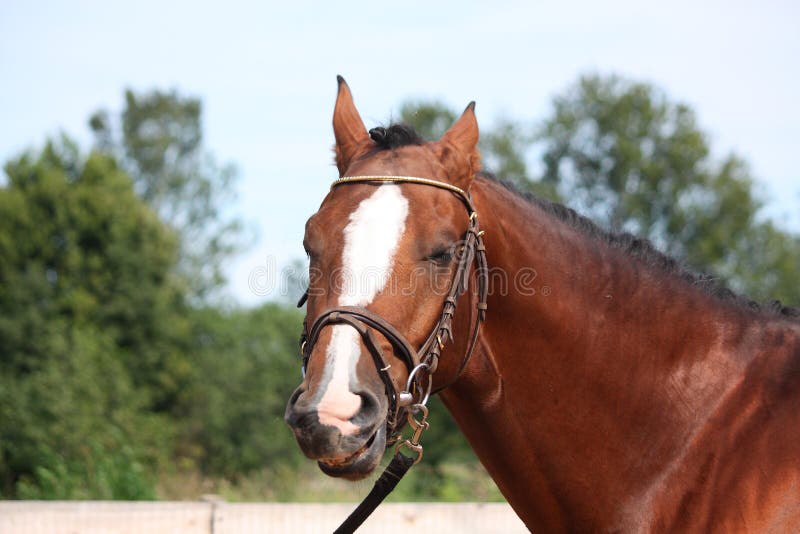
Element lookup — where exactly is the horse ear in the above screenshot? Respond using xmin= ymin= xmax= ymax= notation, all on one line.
xmin=436 ymin=102 xmax=480 ymax=187
xmin=332 ymin=76 xmax=369 ymax=175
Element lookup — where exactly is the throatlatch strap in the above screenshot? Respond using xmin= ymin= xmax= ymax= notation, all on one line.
xmin=333 ymin=453 xmax=416 ymax=534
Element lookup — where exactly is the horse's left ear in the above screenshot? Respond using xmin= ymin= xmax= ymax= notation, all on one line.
xmin=435 ymin=102 xmax=480 ymax=189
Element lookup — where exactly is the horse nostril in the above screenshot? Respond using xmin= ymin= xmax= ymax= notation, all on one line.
xmin=285 ymin=387 xmax=312 ymax=429
xmin=288 ymin=387 xmax=305 ymax=408
xmin=352 ymin=391 xmax=382 ymax=425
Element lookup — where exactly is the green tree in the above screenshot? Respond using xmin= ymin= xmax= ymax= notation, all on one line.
xmin=0 ymin=137 xmax=183 ymax=497
xmin=399 ymin=100 xmax=456 ymax=141
xmin=90 ymin=89 xmax=244 ymax=301
xmin=538 ymin=74 xmax=800 ymax=304
xmin=179 ymin=304 xmax=305 ymax=478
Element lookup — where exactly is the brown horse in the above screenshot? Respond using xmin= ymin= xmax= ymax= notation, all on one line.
xmin=285 ymin=77 xmax=800 ymax=532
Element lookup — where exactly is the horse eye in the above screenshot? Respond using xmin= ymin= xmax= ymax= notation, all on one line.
xmin=427 ymin=247 xmax=453 ymax=264
xmin=303 ymin=238 xmax=318 ymax=261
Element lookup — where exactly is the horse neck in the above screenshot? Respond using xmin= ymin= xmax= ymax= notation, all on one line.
xmin=439 ymin=176 xmax=758 ymax=531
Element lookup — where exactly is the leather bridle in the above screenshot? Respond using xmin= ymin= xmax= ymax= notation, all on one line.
xmin=297 ymin=175 xmax=489 ymax=443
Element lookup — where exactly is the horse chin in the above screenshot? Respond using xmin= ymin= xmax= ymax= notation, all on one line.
xmin=317 ymin=424 xmax=386 ymax=481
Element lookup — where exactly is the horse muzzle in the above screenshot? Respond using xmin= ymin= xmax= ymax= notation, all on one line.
xmin=285 ymin=386 xmax=387 ymax=480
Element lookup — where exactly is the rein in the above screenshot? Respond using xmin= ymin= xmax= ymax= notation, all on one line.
xmin=297 ymin=175 xmax=489 ymax=533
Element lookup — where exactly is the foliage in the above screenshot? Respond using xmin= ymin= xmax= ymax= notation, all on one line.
xmin=399 ymin=100 xmax=457 ymax=141
xmin=90 ymin=90 xmax=244 ymax=301
xmin=177 ymin=304 xmax=305 ymax=479
xmin=0 ymin=139 xmax=178 ymax=497
xmin=1 ymin=326 xmax=162 ymax=500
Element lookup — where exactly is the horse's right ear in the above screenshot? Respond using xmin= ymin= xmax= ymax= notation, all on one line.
xmin=434 ymin=102 xmax=480 ymax=188
xmin=332 ymin=76 xmax=369 ymax=175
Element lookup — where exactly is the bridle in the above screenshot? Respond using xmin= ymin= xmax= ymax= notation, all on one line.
xmin=297 ymin=175 xmax=489 ymax=443
xmin=295 ymin=175 xmax=490 ymax=531
xmin=296 ymin=175 xmax=488 ymax=533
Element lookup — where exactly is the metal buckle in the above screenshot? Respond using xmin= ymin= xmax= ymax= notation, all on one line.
xmin=394 ymin=404 xmax=429 ymax=465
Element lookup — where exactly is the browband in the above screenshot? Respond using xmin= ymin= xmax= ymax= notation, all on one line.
xmin=332 ymin=175 xmax=470 ymax=204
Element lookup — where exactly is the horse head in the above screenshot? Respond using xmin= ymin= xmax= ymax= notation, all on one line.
xmin=284 ymin=76 xmax=484 ymax=480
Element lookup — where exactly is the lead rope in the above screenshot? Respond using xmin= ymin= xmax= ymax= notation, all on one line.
xmin=333 ymin=405 xmax=430 ymax=534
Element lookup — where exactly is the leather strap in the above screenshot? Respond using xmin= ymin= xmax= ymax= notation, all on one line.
xmin=332 ymin=452 xmax=416 ymax=534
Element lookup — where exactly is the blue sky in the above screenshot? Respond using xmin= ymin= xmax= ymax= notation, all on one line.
xmin=1 ymin=0 xmax=798 ymax=304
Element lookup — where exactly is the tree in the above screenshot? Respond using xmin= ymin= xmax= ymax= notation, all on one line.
xmin=0 ymin=137 xmax=183 ymax=497
xmin=178 ymin=304 xmax=305 ymax=479
xmin=399 ymin=100 xmax=456 ymax=141
xmin=538 ymin=74 xmax=800 ymax=304
xmin=90 ymin=90 xmax=244 ymax=301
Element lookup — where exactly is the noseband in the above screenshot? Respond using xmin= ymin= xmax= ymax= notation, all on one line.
xmin=298 ymin=175 xmax=489 ymax=443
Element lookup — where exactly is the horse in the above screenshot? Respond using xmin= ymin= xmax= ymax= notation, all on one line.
xmin=284 ymin=76 xmax=800 ymax=532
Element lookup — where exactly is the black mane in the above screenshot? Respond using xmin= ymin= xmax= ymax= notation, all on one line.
xmin=368 ymin=124 xmax=425 ymax=149
xmin=480 ymin=172 xmax=799 ymax=319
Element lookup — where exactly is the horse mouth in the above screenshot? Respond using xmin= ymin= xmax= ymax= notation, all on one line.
xmin=317 ymin=425 xmax=385 ymax=480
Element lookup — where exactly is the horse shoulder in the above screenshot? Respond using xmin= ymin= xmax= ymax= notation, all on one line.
xmin=649 ymin=322 xmax=800 ymax=531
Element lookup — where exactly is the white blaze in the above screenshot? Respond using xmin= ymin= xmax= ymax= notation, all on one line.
xmin=316 ymin=185 xmax=409 ymax=434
